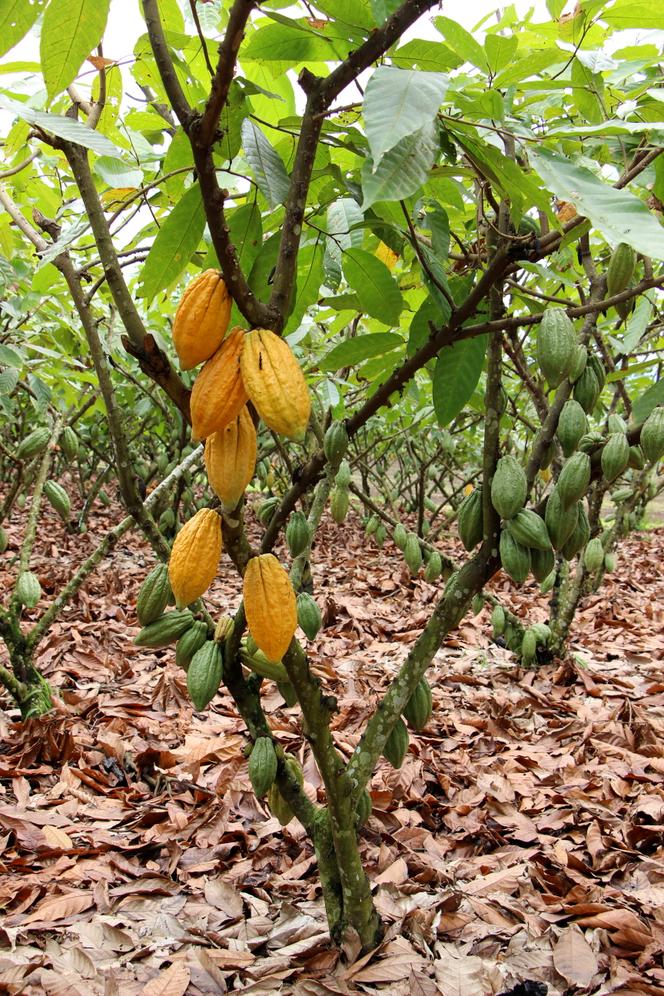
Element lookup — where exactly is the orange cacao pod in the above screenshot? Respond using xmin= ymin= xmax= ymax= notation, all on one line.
xmin=240 ymin=328 xmax=310 ymax=441
xmin=204 ymin=405 xmax=257 ymax=510
xmin=173 ymin=270 xmax=232 ymax=371
xmin=168 ymin=508 xmax=222 ymax=608
xmin=190 ymin=328 xmax=248 ymax=441
xmin=243 ymin=554 xmax=297 ymax=662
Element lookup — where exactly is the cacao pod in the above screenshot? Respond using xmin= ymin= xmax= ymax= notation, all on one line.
xmin=588 ymin=353 xmax=606 ymax=392
xmin=330 ymin=486 xmax=349 ymax=524
xmin=365 ymin=514 xmax=379 ymax=536
xmin=557 ymin=452 xmax=591 ymax=509
xmin=611 ymin=486 xmax=633 ymax=504
xmin=278 ymin=680 xmax=298 ymax=706
xmin=190 ymin=328 xmax=248 ymax=441
xmin=457 ymin=487 xmax=484 ymax=550
xmin=134 ymin=609 xmax=193 ymax=648
xmin=214 ymin=614 xmax=234 ymax=642
xmin=556 ymin=400 xmax=588 ymax=457
xmin=578 ymin=430 xmax=605 ymax=454
xmin=561 ymin=502 xmax=590 ymax=560
xmin=640 ymin=406 xmax=664 ymax=464
xmin=323 ymin=421 xmax=349 ymax=467
xmin=537 ymin=308 xmax=576 ymax=387
xmin=584 ymin=537 xmax=604 ymax=573
xmin=628 ymin=445 xmax=645 ymax=470
xmin=531 ymin=623 xmax=551 ymax=646
xmin=375 ymin=241 xmax=398 ymax=269
xmin=403 ymin=679 xmax=433 ymax=731
xmin=573 ymin=366 xmax=599 ymax=414
xmin=296 ymin=592 xmax=322 ymax=641
xmin=356 ymin=789 xmax=372 ymax=828
xmin=403 ymin=533 xmax=422 ymax=575
xmin=472 ymin=594 xmax=484 ymax=615
xmin=382 ymin=717 xmax=409 ymax=769
xmin=258 ymin=496 xmax=280 ymax=526
xmin=601 ymin=432 xmax=630 ymax=482
xmin=204 ymin=406 xmax=257 ymax=510
xmin=59 ymin=426 xmax=78 ymax=460
xmin=187 ymin=640 xmax=223 ymax=711
xmin=499 ymin=530 xmax=531 ymax=584
xmin=607 ymin=413 xmax=627 ymax=435
xmin=606 ymin=242 xmax=636 ymax=298
xmin=540 ymin=570 xmax=556 ymax=594
xmin=604 ymin=552 xmax=617 ymax=573
xmin=168 ymin=508 xmax=222 ymax=609
xmin=393 ymin=522 xmax=408 ymax=551
xmin=424 ymin=550 xmax=442 ymax=583
xmin=375 ymin=524 xmax=387 ymax=547
xmin=335 ymin=459 xmax=351 ymax=488
xmin=491 ymin=456 xmax=527 ymax=520
xmin=244 ymin=554 xmax=297 ymax=663
xmin=159 ymin=508 xmax=175 ymax=531
xmin=241 ymin=647 xmax=289 ymax=683
xmin=506 ymin=508 xmax=551 ymax=551
xmin=530 ymin=545 xmax=555 ymax=583
xmin=176 ymin=620 xmax=209 ymax=669
xmin=545 ymin=489 xmax=578 ymax=551
xmin=249 ymin=737 xmax=278 ymax=797
xmin=240 ymin=328 xmax=311 ymax=441
xmin=16 ymin=427 xmax=50 ymax=460
xmin=267 ymin=755 xmax=304 ymax=826
xmin=569 ymin=344 xmax=587 ymax=383
xmin=286 ymin=511 xmax=311 ymax=558
xmin=43 ymin=480 xmax=71 ymax=522
xmin=173 ymin=269 xmax=231 ymax=370
xmin=137 ymin=563 xmax=173 ymax=626
xmin=16 ymin=571 xmax=41 ymax=608
xmin=491 ymin=604 xmax=506 ymax=637
xmin=0 ymin=527 xmax=8 ymax=554
xmin=521 ymin=628 xmax=537 ymax=665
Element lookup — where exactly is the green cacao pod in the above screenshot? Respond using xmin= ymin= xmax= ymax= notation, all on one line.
xmin=530 ymin=545 xmax=555 ymax=583
xmin=573 ymin=366 xmax=599 ymax=415
xmin=472 ymin=593 xmax=484 ymax=615
xmin=403 ymin=679 xmax=433 ymax=731
xmin=16 ymin=427 xmax=50 ymax=460
xmin=607 ymin=242 xmax=636 ymax=298
xmin=541 ymin=442 xmax=556 ymax=470
xmin=277 ymin=680 xmax=298 ymax=706
xmin=540 ymin=570 xmax=556 ymax=594
xmin=499 ymin=530 xmax=531 ymax=584
xmin=356 ymin=789 xmax=372 ymax=828
xmin=296 ymin=592 xmax=322 ymax=641
xmin=588 ymin=353 xmax=606 ymax=392
xmin=241 ymin=647 xmax=289 ymax=683
xmin=16 ymin=571 xmax=41 ymax=608
xmin=248 ymin=737 xmax=278 ymax=797
xmin=424 ymin=550 xmax=442 ymax=583
xmin=491 ymin=604 xmax=506 ymax=637
xmin=159 ymin=508 xmax=175 ymax=531
xmin=561 ymin=502 xmax=590 ymax=561
xmin=136 ymin=563 xmax=173 ymax=626
xmin=393 ymin=522 xmax=408 ymax=550
xmin=557 ymin=452 xmax=591 ymax=509
xmin=0 ymin=526 xmax=8 ymax=554
xmin=258 ymin=496 xmax=280 ymax=526
xmin=43 ymin=480 xmax=70 ymax=521
xmin=491 ymin=456 xmax=527 ymax=520
xmin=335 ymin=459 xmax=351 ymax=488
xmin=175 ymin=620 xmax=209 ymax=669
xmin=383 ymin=717 xmax=409 ymax=769
xmin=323 ymin=421 xmax=349 ymax=467
xmin=640 ymin=407 xmax=664 ymax=464
xmin=99 ymin=489 xmax=112 ymax=507
xmin=531 ymin=622 xmax=551 ymax=646
xmin=607 ymin=413 xmax=627 ymax=435
xmin=365 ymin=514 xmax=379 ymax=536
xmin=578 ymin=431 xmax=605 ymax=454
xmin=537 ymin=308 xmax=576 ymax=387
xmin=569 ymin=344 xmax=587 ymax=383
xmin=611 ymin=486 xmax=633 ymax=504
xmin=403 ymin=533 xmax=422 ymax=575
xmin=60 ymin=426 xmax=78 ymax=460
xmin=506 ymin=509 xmax=551 ymax=551
xmin=330 ymin=485 xmax=349 ymax=524
xmin=521 ymin=628 xmax=537 ymax=665
xmin=134 ymin=609 xmax=193 ymax=648
xmin=584 ymin=537 xmax=605 ymax=573
xmin=375 ymin=524 xmax=387 ymax=547
xmin=601 ymin=432 xmax=630 ymax=482
xmin=267 ymin=755 xmax=304 ymax=826
xmin=187 ymin=640 xmax=223 ymax=711
xmin=628 ymin=445 xmax=645 ymax=470
xmin=286 ymin=511 xmax=311 ymax=558
xmin=604 ymin=552 xmax=617 ymax=573
xmin=457 ymin=487 xmax=484 ymax=550
xmin=557 ymin=400 xmax=588 ymax=457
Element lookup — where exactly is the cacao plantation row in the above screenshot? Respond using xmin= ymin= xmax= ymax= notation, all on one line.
xmin=0 ymin=0 xmax=662 ymax=960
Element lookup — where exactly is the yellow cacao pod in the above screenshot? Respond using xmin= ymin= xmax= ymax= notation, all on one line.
xmin=190 ymin=327 xmax=248 ymax=442
xmin=240 ymin=328 xmax=310 ymax=441
xmin=375 ymin=241 xmax=398 ymax=270
xmin=243 ymin=554 xmax=297 ymax=663
xmin=204 ymin=405 xmax=257 ymax=510
xmin=168 ymin=508 xmax=222 ymax=609
xmin=173 ymin=269 xmax=232 ymax=371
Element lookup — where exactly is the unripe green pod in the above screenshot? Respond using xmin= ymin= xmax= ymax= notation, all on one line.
xmin=159 ymin=508 xmax=175 ymax=530
xmin=43 ymin=480 xmax=71 ymax=522
xmin=499 ymin=530 xmax=531 ymax=584
xmin=248 ymin=737 xmax=278 ymax=798
xmin=375 ymin=524 xmax=387 ymax=547
xmin=403 ymin=533 xmax=423 ymax=575
xmin=561 ymin=502 xmax=590 ymax=560
xmin=330 ymin=486 xmax=349 ymax=524
xmin=531 ymin=545 xmax=555 ymax=583
xmin=175 ymin=620 xmax=209 ymax=669
xmin=584 ymin=537 xmax=604 ymax=573
xmin=530 ymin=622 xmax=551 ymax=646
xmin=557 ymin=452 xmax=591 ymax=509
xmin=382 ymin=717 xmax=409 ymax=769
xmin=537 ymin=308 xmax=576 ymax=387
xmin=569 ymin=344 xmax=587 ymax=383
xmin=545 ymin=487 xmax=578 ymax=550
xmin=506 ymin=509 xmax=551 ymax=551
xmin=606 ymin=242 xmax=637 ymax=298
xmin=356 ymin=789 xmax=372 ymax=828
xmin=640 ymin=406 xmax=664 ymax=464
xmin=521 ymin=628 xmax=537 ymax=664
xmin=365 ymin=514 xmax=379 ymax=536
xmin=60 ymin=426 xmax=79 ymax=460
xmin=424 ymin=550 xmax=442 ymax=583
xmin=258 ymin=497 xmax=280 ymax=526
xmin=472 ymin=593 xmax=484 ymax=615
xmin=403 ymin=679 xmax=433 ymax=731
xmin=628 ymin=445 xmax=645 ymax=470
xmin=557 ymin=400 xmax=588 ymax=458
xmin=604 ymin=552 xmax=617 ymax=573
xmin=137 ymin=564 xmax=173 ymax=626
xmin=457 ymin=488 xmax=484 ymax=550
xmin=296 ymin=592 xmax=322 ymax=641
xmin=335 ymin=459 xmax=351 ymax=488
xmin=0 ymin=527 xmax=8 ymax=554
xmin=134 ymin=609 xmax=193 ymax=648
xmin=607 ymin=413 xmax=627 ymax=435
xmin=573 ymin=366 xmax=600 ymax=415
xmin=16 ymin=427 xmax=50 ymax=461
xmin=540 ymin=570 xmax=556 ymax=594
xmin=16 ymin=571 xmax=41 ymax=608
xmin=323 ymin=421 xmax=349 ymax=467
xmin=491 ymin=456 xmax=527 ymax=520
xmin=393 ymin=522 xmax=408 ymax=551
xmin=578 ymin=431 xmax=605 ymax=454
xmin=601 ymin=433 xmax=630 ymax=482
xmin=187 ymin=641 xmax=223 ymax=711
xmin=588 ymin=353 xmax=606 ymax=392
xmin=491 ymin=604 xmax=506 ymax=636
xmin=286 ymin=511 xmax=311 ymax=558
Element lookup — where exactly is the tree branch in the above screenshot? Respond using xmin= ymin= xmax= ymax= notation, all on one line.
xmin=140 ymin=0 xmax=192 ymax=127
xmin=196 ymin=0 xmax=255 ymax=147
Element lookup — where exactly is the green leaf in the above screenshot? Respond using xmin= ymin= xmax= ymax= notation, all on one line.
xmin=138 ymin=184 xmax=206 ymax=301
xmin=0 ymin=367 xmax=19 ymax=394
xmin=633 ymin=379 xmax=664 ymax=424
xmin=243 ymin=22 xmax=341 ymax=62
xmin=325 ymin=197 xmax=364 ymax=285
xmin=320 ymin=332 xmax=403 ymax=372
xmin=227 ymin=202 xmax=263 ymax=275
xmin=434 ymin=16 xmax=487 ymax=71
xmin=361 ymin=120 xmax=438 ymax=209
xmin=0 ymin=0 xmax=41 ymax=58
xmin=370 ymin=0 xmax=401 ymax=26
xmin=94 ymin=157 xmax=142 ymax=188
xmin=41 ymin=0 xmax=111 ymax=101
xmin=241 ymin=118 xmax=290 ymax=208
xmin=342 ymin=248 xmax=403 ymax=326
xmin=530 ymin=148 xmax=664 ymax=261
xmin=0 ymin=94 xmax=124 ymax=157
xmin=432 ymin=335 xmax=487 ymax=426
xmin=363 ymin=66 xmax=448 ymax=166
xmin=604 ymin=0 xmax=664 ymax=29
xmin=484 ymin=34 xmax=518 ymax=74
xmin=615 ymin=297 xmax=653 ymax=356
xmin=285 ymin=241 xmax=324 ymax=333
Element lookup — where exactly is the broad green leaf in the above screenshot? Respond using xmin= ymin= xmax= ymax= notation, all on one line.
xmin=0 ymin=367 xmax=19 ymax=394
xmin=286 ymin=241 xmax=324 ymax=333
xmin=363 ymin=66 xmax=448 ymax=166
xmin=493 ymin=49 xmax=561 ymax=87
xmin=244 ymin=22 xmax=342 ymax=62
xmin=391 ymin=39 xmax=461 ymax=73
xmin=41 ymin=0 xmax=111 ymax=101
xmin=138 ymin=184 xmax=206 ymax=301
xmin=434 ymin=16 xmax=487 ymax=71
xmin=241 ymin=118 xmax=290 ymax=208
xmin=530 ymin=148 xmax=664 ymax=261
xmin=325 ymin=197 xmax=364 ymax=285
xmin=0 ymin=0 xmax=41 ymax=58
xmin=614 ymin=297 xmax=653 ymax=356
xmin=484 ymin=34 xmax=518 ymax=74
xmin=371 ymin=0 xmax=401 ymax=26
xmin=633 ymin=379 xmax=664 ymax=424
xmin=343 ymin=248 xmax=403 ymax=326
xmin=320 ymin=332 xmax=403 ymax=371
xmin=408 ymin=295 xmax=441 ymax=357
xmin=0 ymin=94 xmax=124 ymax=157
xmin=94 ymin=157 xmax=142 ymax=189
xmin=432 ymin=334 xmax=488 ymax=426
xmin=227 ymin=202 xmax=263 ymax=275
xmin=604 ymin=0 xmax=664 ymax=29
xmin=361 ymin=120 xmax=438 ymax=209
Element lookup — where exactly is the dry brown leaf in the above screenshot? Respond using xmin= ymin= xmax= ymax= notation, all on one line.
xmin=141 ymin=961 xmax=190 ymax=996
xmin=552 ymin=925 xmax=598 ymax=987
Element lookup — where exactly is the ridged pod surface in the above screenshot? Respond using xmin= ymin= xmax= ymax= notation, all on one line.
xmin=204 ymin=405 xmax=257 ymax=510
xmin=134 ymin=609 xmax=193 ymax=648
xmin=545 ymin=488 xmax=578 ymax=550
xmin=557 ymin=452 xmax=591 ymax=509
xmin=573 ymin=366 xmax=599 ymax=414
xmin=168 ymin=508 xmax=222 ymax=608
xmin=537 ymin=308 xmax=576 ymax=387
xmin=606 ymin=243 xmax=637 ymax=299
xmin=403 ymin=533 xmax=423 ymax=575
xmin=249 ymin=738 xmax=278 ymax=797
xmin=531 ymin=545 xmax=554 ymax=582
xmin=557 ymin=400 xmax=588 ymax=457
xmin=176 ymin=620 xmax=209 ymax=669
xmin=137 ymin=563 xmax=173 ymax=626
xmin=43 ymin=480 xmax=71 ymax=521
xmin=187 ymin=641 xmax=223 ymax=711
xmin=506 ymin=509 xmax=551 ymax=551
xmin=330 ymin=486 xmax=349 ymax=524
xmin=457 ymin=487 xmax=483 ymax=550
xmin=16 ymin=571 xmax=41 ymax=608
xmin=383 ymin=717 xmax=409 ymax=769
xmin=640 ymin=406 xmax=664 ymax=464
xmin=240 ymin=328 xmax=311 ymax=440
xmin=601 ymin=432 xmax=630 ymax=482
xmin=16 ymin=427 xmax=50 ymax=460
xmin=296 ymin=592 xmax=322 ymax=641
xmin=499 ymin=530 xmax=531 ymax=584
xmin=190 ymin=328 xmax=248 ymax=441
xmin=173 ymin=270 xmax=231 ymax=370
xmin=561 ymin=502 xmax=590 ymax=560
xmin=584 ymin=537 xmax=605 ymax=573
xmin=491 ymin=456 xmax=527 ymax=520
xmin=403 ymin=680 xmax=433 ymax=731
xmin=243 ymin=554 xmax=297 ymax=663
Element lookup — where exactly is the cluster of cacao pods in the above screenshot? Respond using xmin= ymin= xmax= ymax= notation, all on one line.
xmin=491 ymin=604 xmax=552 ymax=665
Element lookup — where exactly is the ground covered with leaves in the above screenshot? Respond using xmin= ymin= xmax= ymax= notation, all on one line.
xmin=1 ymin=491 xmax=663 ymax=995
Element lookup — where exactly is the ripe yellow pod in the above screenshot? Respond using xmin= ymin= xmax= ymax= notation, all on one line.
xmin=204 ymin=405 xmax=257 ymax=510
xmin=243 ymin=554 xmax=297 ymax=663
xmin=173 ymin=270 xmax=232 ymax=371
xmin=240 ymin=328 xmax=310 ymax=441
xmin=190 ymin=327 xmax=248 ymax=441
xmin=375 ymin=241 xmax=398 ymax=270
xmin=168 ymin=508 xmax=222 ymax=608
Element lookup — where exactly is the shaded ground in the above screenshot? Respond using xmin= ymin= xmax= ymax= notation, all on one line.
xmin=0 ymin=491 xmax=663 ymax=995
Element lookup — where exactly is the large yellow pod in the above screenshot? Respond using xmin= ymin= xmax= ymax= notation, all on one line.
xmin=173 ymin=269 xmax=231 ymax=371
xmin=190 ymin=327 xmax=248 ymax=441
xmin=240 ymin=328 xmax=310 ymax=441
xmin=168 ymin=508 xmax=222 ymax=609
xmin=204 ymin=406 xmax=257 ymax=511
xmin=243 ymin=554 xmax=297 ymax=663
